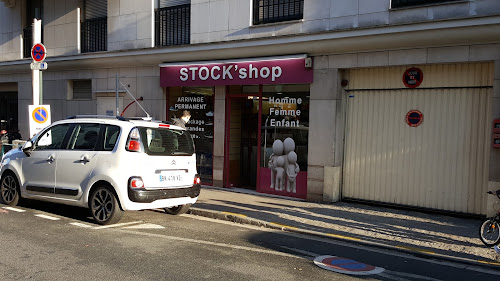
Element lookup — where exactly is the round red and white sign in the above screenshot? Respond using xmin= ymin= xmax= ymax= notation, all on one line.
xmin=31 ymin=43 xmax=47 ymax=62
xmin=403 ymin=67 xmax=423 ymax=88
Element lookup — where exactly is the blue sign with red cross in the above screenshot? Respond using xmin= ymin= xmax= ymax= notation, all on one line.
xmin=314 ymin=255 xmax=385 ymax=275
xmin=31 ymin=43 xmax=47 ymax=62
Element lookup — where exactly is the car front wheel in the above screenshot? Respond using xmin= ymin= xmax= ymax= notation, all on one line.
xmin=90 ymin=186 xmax=124 ymax=225
xmin=0 ymin=172 xmax=21 ymax=206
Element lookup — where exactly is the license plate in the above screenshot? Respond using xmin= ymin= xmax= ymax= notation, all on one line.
xmin=159 ymin=173 xmax=183 ymax=182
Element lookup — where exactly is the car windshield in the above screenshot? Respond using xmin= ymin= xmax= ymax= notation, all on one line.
xmin=139 ymin=126 xmax=195 ymax=156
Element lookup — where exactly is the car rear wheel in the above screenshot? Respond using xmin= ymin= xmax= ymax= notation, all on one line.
xmin=0 ymin=172 xmax=21 ymax=206
xmin=164 ymin=204 xmax=191 ymax=215
xmin=90 ymin=186 xmax=123 ymax=225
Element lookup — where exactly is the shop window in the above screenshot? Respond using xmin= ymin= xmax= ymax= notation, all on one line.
xmin=256 ymin=84 xmax=309 ymax=199
xmin=391 ymin=0 xmax=461 ymax=9
xmin=168 ymin=87 xmax=214 ymax=184
xmin=70 ymin=80 xmax=92 ymax=100
xmin=253 ymin=0 xmax=304 ymax=25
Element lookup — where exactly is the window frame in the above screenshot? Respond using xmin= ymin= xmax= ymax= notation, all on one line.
xmin=252 ymin=0 xmax=304 ymax=26
xmin=391 ymin=0 xmax=464 ymax=9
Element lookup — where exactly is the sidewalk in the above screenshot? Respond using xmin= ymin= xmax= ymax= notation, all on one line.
xmin=190 ymin=186 xmax=500 ymax=268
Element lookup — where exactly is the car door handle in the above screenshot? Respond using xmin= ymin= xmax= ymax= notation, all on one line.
xmin=79 ymin=156 xmax=90 ymax=164
xmin=47 ymin=155 xmax=55 ymax=163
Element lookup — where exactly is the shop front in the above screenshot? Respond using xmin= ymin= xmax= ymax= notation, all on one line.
xmin=160 ymin=55 xmax=313 ymax=199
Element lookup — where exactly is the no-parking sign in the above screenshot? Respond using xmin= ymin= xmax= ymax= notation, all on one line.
xmin=314 ymin=255 xmax=385 ymax=275
xmin=29 ymin=105 xmax=51 ymax=138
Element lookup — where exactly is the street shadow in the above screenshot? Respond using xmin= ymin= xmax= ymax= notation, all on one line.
xmin=193 ymin=198 xmax=486 ymax=255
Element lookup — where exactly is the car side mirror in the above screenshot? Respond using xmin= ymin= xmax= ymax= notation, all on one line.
xmin=22 ymin=141 xmax=33 ymax=157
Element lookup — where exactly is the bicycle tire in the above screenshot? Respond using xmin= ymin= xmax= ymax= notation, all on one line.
xmin=479 ymin=218 xmax=500 ymax=247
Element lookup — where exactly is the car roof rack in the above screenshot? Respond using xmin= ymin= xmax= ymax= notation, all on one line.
xmin=67 ymin=115 xmax=128 ymax=121
xmin=125 ymin=117 xmax=154 ymax=121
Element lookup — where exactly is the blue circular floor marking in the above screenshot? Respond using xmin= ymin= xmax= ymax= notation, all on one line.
xmin=314 ymin=255 xmax=385 ymax=276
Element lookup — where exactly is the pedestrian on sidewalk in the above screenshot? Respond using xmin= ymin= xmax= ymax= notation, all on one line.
xmin=172 ymin=110 xmax=191 ymax=129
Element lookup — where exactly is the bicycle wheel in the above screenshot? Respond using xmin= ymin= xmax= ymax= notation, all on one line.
xmin=479 ymin=218 xmax=500 ymax=247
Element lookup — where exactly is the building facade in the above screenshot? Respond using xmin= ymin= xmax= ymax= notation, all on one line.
xmin=1 ymin=0 xmax=500 ymax=215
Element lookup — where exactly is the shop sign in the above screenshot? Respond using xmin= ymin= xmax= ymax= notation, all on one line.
xmin=160 ymin=57 xmax=313 ymax=87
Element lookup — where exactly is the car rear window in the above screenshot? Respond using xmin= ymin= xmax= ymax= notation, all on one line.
xmin=139 ymin=126 xmax=195 ymax=156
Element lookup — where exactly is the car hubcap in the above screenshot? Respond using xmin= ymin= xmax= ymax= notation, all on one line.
xmin=92 ymin=189 xmax=113 ymax=222
xmin=1 ymin=176 xmax=16 ymax=203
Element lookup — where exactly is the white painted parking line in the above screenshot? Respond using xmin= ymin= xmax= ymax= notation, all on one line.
xmin=3 ymin=207 xmax=26 ymax=213
xmin=123 ymin=223 xmax=165 ymax=229
xmin=35 ymin=214 xmax=61 ymax=221
xmin=70 ymin=222 xmax=95 ymax=228
xmin=94 ymin=221 xmax=143 ymax=229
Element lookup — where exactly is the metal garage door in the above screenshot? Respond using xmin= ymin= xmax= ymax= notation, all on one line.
xmin=343 ymin=63 xmax=493 ymax=214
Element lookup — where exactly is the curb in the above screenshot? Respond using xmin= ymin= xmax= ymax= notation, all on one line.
xmin=188 ymin=207 xmax=500 ymax=270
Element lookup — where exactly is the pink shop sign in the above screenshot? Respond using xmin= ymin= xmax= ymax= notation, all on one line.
xmin=160 ymin=57 xmax=313 ymax=87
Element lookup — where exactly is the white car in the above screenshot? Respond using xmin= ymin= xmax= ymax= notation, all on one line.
xmin=0 ymin=116 xmax=201 ymax=225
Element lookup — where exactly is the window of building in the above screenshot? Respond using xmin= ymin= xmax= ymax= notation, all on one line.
xmin=70 ymin=80 xmax=92 ymax=100
xmin=155 ymin=0 xmax=190 ymax=46
xmin=23 ymin=0 xmax=44 ymax=58
xmin=252 ymin=0 xmax=304 ymax=25
xmin=391 ymin=0 xmax=462 ymax=9
xmin=81 ymin=0 xmax=107 ymax=53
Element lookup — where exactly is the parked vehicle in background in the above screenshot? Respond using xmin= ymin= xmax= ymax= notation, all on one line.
xmin=0 ymin=115 xmax=201 ymax=225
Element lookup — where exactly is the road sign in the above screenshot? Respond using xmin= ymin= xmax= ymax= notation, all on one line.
xmin=29 ymin=105 xmax=51 ymax=137
xmin=31 ymin=43 xmax=47 ymax=62
xmin=406 ymin=110 xmax=423 ymax=127
xmin=30 ymin=62 xmax=48 ymax=70
xmin=314 ymin=255 xmax=385 ymax=276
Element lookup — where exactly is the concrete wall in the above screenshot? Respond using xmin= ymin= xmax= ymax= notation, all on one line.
xmin=43 ymin=0 xmax=79 ymax=56
xmin=108 ymin=0 xmax=154 ymax=51
xmin=191 ymin=0 xmax=500 ymax=44
xmin=311 ymin=43 xmax=500 ymax=203
xmin=0 ymin=1 xmax=22 ymax=61
xmin=1 ymin=64 xmax=164 ymax=140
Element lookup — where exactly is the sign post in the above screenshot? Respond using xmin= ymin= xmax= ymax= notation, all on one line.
xmin=29 ymin=105 xmax=51 ymax=137
xmin=29 ymin=19 xmax=51 ymax=137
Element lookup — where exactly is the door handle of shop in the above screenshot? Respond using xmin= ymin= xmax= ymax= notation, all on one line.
xmin=79 ymin=156 xmax=89 ymax=164
xmin=47 ymin=156 xmax=55 ymax=163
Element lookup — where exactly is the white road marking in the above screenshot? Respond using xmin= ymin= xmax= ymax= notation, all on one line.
xmin=378 ymin=273 xmax=410 ymax=281
xmin=70 ymin=222 xmax=94 ymax=228
xmin=123 ymin=223 xmax=165 ymax=229
xmin=385 ymin=270 xmax=442 ymax=281
xmin=94 ymin=221 xmax=143 ymax=229
xmin=187 ymin=215 xmax=500 ymax=276
xmin=35 ymin=214 xmax=60 ymax=221
xmin=280 ymin=246 xmax=319 ymax=258
xmin=118 ymin=228 xmax=303 ymax=259
xmin=3 ymin=207 xmax=25 ymax=212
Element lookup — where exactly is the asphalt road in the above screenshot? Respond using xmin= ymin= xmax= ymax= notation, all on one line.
xmin=1 ymin=200 xmax=499 ymax=281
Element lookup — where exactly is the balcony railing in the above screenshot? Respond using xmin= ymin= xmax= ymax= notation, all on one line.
xmin=391 ymin=0 xmax=461 ymax=9
xmin=23 ymin=27 xmax=33 ymax=58
xmin=253 ymin=0 xmax=303 ymax=25
xmin=81 ymin=17 xmax=107 ymax=53
xmin=155 ymin=5 xmax=190 ymax=47
xmin=23 ymin=27 xmax=44 ymax=59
